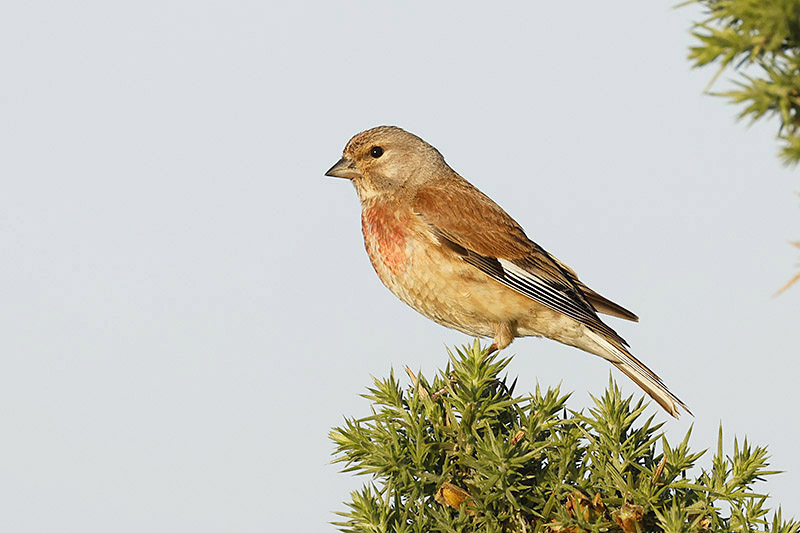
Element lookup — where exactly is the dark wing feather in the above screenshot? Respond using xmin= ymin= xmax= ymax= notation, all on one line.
xmin=551 ymin=257 xmax=639 ymax=322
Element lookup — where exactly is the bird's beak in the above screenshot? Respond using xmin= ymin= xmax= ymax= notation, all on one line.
xmin=325 ymin=157 xmax=360 ymax=179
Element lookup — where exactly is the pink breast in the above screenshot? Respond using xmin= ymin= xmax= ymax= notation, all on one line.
xmin=361 ymin=205 xmax=408 ymax=276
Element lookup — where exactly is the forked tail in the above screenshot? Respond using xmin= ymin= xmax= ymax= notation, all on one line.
xmin=584 ymin=329 xmax=691 ymax=418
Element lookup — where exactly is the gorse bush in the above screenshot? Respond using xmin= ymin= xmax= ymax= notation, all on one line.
xmin=331 ymin=342 xmax=797 ymax=532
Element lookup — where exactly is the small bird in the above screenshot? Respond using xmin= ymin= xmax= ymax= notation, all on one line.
xmin=326 ymin=126 xmax=689 ymax=418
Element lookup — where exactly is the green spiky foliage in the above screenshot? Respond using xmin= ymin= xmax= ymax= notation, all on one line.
xmin=331 ymin=342 xmax=797 ymax=533
xmin=687 ymin=0 xmax=800 ymax=291
xmin=686 ymin=0 xmax=800 ymax=165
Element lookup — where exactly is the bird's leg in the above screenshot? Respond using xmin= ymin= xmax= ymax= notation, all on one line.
xmin=488 ymin=323 xmax=514 ymax=355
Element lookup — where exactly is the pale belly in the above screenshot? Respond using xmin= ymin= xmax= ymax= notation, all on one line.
xmin=360 ymin=203 xmax=577 ymax=341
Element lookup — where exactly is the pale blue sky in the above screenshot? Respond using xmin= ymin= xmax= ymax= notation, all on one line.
xmin=1 ymin=2 xmax=798 ymax=531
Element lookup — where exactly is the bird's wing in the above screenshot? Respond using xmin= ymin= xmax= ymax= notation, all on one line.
xmin=574 ymin=281 xmax=639 ymax=322
xmin=412 ymin=179 xmax=627 ymax=344
xmin=552 ymin=258 xmax=639 ymax=322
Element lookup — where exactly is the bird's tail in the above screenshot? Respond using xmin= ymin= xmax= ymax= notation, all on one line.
xmin=584 ymin=329 xmax=690 ymax=418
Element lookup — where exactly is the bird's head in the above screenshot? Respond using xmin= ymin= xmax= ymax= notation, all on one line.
xmin=325 ymin=126 xmax=446 ymax=200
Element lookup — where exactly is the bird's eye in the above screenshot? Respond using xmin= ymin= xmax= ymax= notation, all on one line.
xmin=369 ymin=146 xmax=384 ymax=158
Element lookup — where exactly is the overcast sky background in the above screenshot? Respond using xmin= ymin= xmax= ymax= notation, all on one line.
xmin=1 ymin=2 xmax=798 ymax=531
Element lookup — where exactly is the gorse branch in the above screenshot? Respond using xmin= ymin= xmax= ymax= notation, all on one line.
xmin=331 ymin=342 xmax=797 ymax=532
xmin=687 ymin=0 xmax=800 ymax=165
xmin=687 ymin=1 xmax=800 ymax=293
